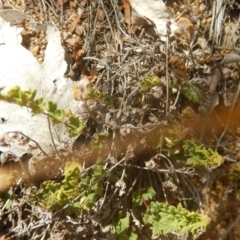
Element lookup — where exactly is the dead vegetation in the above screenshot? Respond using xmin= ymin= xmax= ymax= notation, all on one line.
xmin=1 ymin=0 xmax=240 ymax=239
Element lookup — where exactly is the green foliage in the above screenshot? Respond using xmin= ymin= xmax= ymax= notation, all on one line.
xmin=0 ymin=86 xmax=45 ymax=113
xmin=36 ymin=162 xmax=82 ymax=215
xmin=0 ymin=86 xmax=84 ymax=137
xmin=115 ymin=214 xmax=130 ymax=237
xmin=164 ymin=126 xmax=185 ymax=156
xmin=132 ymin=187 xmax=156 ymax=207
xmin=91 ymin=131 xmax=109 ymax=149
xmin=140 ymin=75 xmax=161 ymax=92
xmin=181 ymin=84 xmax=203 ymax=103
xmin=87 ymin=87 xmax=104 ymax=102
xmin=156 ymin=126 xmax=223 ymax=167
xmin=35 ymin=162 xmax=106 ymax=214
xmin=143 ymin=202 xmax=210 ymax=237
xmin=46 ymin=101 xmax=65 ymax=123
xmin=67 ymin=115 xmax=84 ymax=137
xmin=87 ymin=87 xmax=113 ymax=108
xmin=81 ymin=164 xmax=105 ymax=208
xmin=0 ymin=87 xmax=222 ymax=238
xmin=75 ymin=163 xmax=105 ymax=210
xmin=111 ymin=213 xmax=138 ymax=240
xmin=154 ymin=125 xmax=186 ymax=157
xmin=130 ymin=233 xmax=138 ymax=240
xmin=183 ymin=140 xmax=223 ymax=167
xmin=228 ymin=164 xmax=240 ymax=196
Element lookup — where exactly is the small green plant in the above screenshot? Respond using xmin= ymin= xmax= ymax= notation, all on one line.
xmin=87 ymin=87 xmax=113 ymax=108
xmin=46 ymin=101 xmax=65 ymax=123
xmin=181 ymin=84 xmax=203 ymax=103
xmin=111 ymin=212 xmax=138 ymax=240
xmin=132 ymin=187 xmax=156 ymax=207
xmin=91 ymin=131 xmax=109 ymax=149
xmin=67 ymin=115 xmax=85 ymax=137
xmin=164 ymin=125 xmax=186 ymax=156
xmin=156 ymin=125 xmax=223 ymax=167
xmin=0 ymin=87 xmax=44 ymax=113
xmin=35 ymin=162 xmax=105 ymax=214
xmin=183 ymin=140 xmax=223 ymax=167
xmin=0 ymin=86 xmax=84 ymax=137
xmin=140 ymin=75 xmax=161 ymax=92
xmin=79 ymin=163 xmax=105 ymax=210
xmin=154 ymin=126 xmax=183 ymax=154
xmin=143 ymin=202 xmax=210 ymax=237
xmin=35 ymin=162 xmax=82 ymax=215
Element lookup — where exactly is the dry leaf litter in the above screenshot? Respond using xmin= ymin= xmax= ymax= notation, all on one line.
xmin=1 ymin=0 xmax=240 ymax=239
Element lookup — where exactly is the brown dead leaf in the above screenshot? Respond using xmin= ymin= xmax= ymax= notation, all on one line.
xmin=97 ymin=8 xmax=105 ymax=22
xmin=88 ymin=69 xmax=98 ymax=83
xmin=198 ymin=53 xmax=223 ymax=65
xmin=55 ymin=0 xmax=69 ymax=6
xmin=68 ymin=15 xmax=81 ymax=34
xmin=72 ymin=77 xmax=90 ymax=101
xmin=208 ymin=91 xmax=219 ymax=113
xmin=200 ymin=17 xmax=212 ymax=29
xmin=79 ymin=0 xmax=89 ymax=7
xmin=72 ymin=39 xmax=87 ymax=73
xmin=169 ymin=56 xmax=187 ymax=84
xmin=175 ymin=17 xmax=194 ymax=48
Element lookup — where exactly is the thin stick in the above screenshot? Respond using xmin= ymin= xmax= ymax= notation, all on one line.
xmin=47 ymin=116 xmax=60 ymax=158
xmin=6 ymin=131 xmax=49 ymax=157
xmin=219 ymin=215 xmax=240 ymax=240
xmin=165 ymin=25 xmax=170 ymax=118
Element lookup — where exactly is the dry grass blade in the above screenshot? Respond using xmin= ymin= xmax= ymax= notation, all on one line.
xmin=209 ymin=0 xmax=226 ymax=46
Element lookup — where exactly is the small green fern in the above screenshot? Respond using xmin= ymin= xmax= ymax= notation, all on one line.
xmin=143 ymin=202 xmax=210 ymax=237
xmin=183 ymin=140 xmax=223 ymax=167
xmin=35 ymin=162 xmax=105 ymax=214
xmin=111 ymin=212 xmax=138 ymax=240
xmin=132 ymin=187 xmax=156 ymax=207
